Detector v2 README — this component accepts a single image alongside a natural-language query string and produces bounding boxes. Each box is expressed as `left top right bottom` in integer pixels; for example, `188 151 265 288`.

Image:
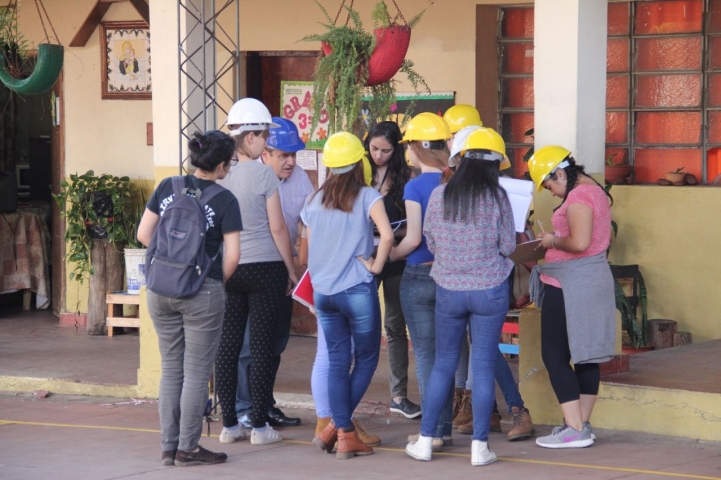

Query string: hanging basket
366 25 411 86
0 43 64 95
321 26 411 87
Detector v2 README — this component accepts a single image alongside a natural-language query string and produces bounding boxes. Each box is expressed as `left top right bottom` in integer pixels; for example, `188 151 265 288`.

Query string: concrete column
534 0 607 175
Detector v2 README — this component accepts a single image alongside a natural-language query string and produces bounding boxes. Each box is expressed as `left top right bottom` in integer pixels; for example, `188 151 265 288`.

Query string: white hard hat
448 125 481 167
226 98 280 136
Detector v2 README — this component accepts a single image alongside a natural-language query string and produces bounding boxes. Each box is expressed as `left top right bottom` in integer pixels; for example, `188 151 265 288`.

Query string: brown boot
458 420 473 435
312 419 337 453
336 427 374 459
490 411 503 433
452 390 472 428
452 387 464 419
315 416 332 438
353 418 381 446
507 407 534 442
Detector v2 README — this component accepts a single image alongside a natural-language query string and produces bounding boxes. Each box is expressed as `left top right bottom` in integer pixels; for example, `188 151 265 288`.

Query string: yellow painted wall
607 186 721 342
17 1 154 313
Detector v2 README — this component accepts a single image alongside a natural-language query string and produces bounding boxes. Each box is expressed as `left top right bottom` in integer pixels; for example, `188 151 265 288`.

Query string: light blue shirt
301 187 382 296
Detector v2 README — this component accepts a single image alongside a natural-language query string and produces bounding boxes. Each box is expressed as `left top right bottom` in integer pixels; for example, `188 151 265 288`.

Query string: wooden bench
106 291 140 336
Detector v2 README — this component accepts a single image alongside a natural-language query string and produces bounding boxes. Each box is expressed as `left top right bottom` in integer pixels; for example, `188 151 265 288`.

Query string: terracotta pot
605 165 632 184
664 172 686 185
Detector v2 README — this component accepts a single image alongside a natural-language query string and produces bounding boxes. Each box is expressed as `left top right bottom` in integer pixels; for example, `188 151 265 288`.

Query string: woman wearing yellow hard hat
388 112 455 454
302 131 394 459
527 146 615 449
444 105 512 171
406 127 515 466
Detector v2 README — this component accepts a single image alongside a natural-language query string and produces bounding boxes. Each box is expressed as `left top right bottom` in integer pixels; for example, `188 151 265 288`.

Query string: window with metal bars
498 0 721 184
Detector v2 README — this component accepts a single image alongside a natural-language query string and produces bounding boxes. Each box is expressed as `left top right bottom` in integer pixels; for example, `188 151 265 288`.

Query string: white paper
317 154 327 187
500 177 534 233
296 150 317 170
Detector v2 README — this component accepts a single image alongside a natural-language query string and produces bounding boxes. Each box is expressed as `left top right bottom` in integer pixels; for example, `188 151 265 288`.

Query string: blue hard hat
266 117 305 153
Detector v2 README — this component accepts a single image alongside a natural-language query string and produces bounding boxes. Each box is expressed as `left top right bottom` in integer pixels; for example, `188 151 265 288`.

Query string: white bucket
124 248 147 294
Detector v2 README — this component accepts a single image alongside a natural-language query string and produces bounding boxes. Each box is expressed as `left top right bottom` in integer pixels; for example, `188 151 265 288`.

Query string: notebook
292 269 314 308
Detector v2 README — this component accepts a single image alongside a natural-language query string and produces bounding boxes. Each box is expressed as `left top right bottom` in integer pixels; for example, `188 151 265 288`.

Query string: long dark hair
547 156 613 210
188 130 235 172
365 121 410 214
443 153 506 223
311 161 365 213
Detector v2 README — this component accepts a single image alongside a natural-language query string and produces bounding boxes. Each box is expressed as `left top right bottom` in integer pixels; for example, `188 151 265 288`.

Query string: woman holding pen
527 146 615 449
302 131 394 460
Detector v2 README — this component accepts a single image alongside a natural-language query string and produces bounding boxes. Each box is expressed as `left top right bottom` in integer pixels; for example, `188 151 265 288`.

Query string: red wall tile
636 112 701 144
634 148 702 183
502 7 534 38
501 42 534 74
606 112 629 143
635 1 702 35
635 37 702 71
635 74 702 108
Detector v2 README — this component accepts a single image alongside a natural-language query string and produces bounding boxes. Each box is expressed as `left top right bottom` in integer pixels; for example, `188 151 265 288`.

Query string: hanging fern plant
302 0 429 137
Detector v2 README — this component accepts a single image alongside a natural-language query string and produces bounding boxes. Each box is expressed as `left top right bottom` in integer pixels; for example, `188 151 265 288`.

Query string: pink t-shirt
540 184 612 288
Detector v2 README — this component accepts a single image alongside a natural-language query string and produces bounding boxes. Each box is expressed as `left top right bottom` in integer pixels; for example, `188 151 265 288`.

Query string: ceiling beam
69 0 149 48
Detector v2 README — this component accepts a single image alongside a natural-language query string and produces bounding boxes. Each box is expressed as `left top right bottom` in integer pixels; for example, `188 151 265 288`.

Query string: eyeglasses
230 157 238 166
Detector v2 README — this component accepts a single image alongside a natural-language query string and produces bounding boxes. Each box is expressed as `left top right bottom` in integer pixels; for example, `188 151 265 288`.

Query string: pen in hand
538 220 546 234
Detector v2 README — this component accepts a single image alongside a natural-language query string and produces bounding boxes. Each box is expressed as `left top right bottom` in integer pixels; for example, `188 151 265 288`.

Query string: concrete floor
0 392 720 480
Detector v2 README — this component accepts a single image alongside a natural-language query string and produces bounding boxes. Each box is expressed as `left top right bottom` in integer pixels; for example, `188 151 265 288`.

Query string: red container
366 26 411 86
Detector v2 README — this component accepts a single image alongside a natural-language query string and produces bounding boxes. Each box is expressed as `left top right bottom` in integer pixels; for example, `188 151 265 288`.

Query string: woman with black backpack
138 130 242 467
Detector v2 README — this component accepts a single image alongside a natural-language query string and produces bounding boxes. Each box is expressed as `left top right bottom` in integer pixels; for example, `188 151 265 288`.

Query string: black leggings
216 261 287 428
541 285 600 405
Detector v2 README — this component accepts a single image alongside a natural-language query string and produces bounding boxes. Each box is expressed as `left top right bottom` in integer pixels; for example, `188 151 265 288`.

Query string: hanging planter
302 0 429 136
0 0 64 95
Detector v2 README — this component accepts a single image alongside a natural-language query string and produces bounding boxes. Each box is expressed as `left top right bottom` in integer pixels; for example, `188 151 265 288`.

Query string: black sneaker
390 398 422 419
174 446 227 466
161 450 176 466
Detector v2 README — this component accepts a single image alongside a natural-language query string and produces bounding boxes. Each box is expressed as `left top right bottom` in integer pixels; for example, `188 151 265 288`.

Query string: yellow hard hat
322 132 366 168
399 112 452 144
528 145 572 192
443 104 483 134
362 155 372 186
459 128 512 170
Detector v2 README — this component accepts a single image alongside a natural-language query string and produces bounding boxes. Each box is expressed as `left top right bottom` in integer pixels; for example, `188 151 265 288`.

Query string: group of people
137 97 616 468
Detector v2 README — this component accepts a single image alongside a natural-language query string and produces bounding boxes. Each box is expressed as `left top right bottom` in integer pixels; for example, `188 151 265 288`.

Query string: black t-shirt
146 175 242 281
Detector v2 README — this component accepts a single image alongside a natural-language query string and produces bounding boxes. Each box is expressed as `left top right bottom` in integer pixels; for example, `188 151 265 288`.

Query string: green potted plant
302 0 428 136
53 170 133 284
605 152 632 185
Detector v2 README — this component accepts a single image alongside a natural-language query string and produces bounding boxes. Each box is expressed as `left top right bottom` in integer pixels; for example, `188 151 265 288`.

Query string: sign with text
281 81 329 150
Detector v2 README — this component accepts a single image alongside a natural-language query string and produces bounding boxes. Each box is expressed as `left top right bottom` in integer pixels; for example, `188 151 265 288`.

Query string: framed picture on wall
100 21 151 100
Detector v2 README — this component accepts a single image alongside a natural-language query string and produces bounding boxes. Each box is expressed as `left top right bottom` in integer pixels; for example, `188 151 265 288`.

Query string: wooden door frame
51 70 65 316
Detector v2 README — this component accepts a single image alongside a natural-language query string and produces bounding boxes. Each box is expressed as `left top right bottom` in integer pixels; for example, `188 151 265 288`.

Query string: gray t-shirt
218 160 282 264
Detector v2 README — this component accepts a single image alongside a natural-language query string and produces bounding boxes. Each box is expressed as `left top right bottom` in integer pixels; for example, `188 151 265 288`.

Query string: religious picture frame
100 21 151 100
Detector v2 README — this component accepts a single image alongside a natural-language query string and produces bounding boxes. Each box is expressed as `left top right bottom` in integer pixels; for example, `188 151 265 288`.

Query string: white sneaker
250 424 283 445
219 425 246 444
471 440 497 466
405 434 433 461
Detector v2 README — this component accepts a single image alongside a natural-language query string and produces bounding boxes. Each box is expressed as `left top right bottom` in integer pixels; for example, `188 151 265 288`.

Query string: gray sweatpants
147 279 226 453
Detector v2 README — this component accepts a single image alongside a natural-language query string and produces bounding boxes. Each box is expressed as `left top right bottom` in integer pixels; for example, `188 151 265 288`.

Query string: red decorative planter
320 25 411 87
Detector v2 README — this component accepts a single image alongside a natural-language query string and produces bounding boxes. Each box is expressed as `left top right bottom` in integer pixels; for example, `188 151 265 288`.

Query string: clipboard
291 270 314 308
508 239 547 264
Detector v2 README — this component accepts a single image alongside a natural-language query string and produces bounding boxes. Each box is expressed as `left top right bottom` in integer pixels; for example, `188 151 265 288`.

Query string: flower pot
320 25 411 87
366 26 411 86
665 172 686 185
605 164 632 184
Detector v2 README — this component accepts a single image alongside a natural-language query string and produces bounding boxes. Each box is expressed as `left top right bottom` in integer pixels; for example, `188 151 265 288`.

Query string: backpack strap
171 176 186 199
196 182 224 208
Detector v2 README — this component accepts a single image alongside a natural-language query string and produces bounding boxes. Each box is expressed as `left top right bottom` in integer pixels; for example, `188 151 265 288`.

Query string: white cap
226 98 280 136
448 125 481 167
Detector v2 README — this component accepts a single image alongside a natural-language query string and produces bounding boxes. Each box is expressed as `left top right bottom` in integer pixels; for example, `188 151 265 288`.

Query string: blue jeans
314 280 381 430
495 348 524 412
400 264 453 437
420 280 509 442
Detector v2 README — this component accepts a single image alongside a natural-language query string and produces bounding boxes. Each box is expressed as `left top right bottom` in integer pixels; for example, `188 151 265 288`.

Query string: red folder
292 270 314 308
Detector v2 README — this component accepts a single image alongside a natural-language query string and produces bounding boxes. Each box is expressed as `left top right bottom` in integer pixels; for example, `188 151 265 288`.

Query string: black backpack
145 176 223 298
